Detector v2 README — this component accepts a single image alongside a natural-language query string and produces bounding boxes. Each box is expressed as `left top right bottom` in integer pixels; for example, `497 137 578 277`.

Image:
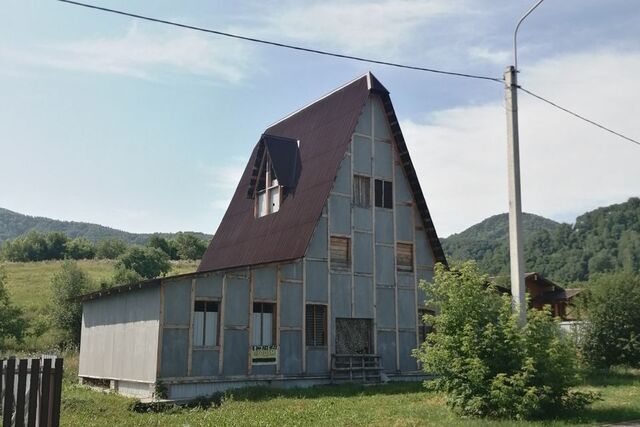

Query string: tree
45 232 69 260
96 238 127 259
581 272 640 368
147 235 179 260
115 247 170 280
174 233 208 260
0 267 28 347
50 261 91 345
1 231 49 262
65 237 96 260
414 262 594 419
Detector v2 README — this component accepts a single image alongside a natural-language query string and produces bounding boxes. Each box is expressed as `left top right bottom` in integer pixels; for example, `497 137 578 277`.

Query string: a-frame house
78 72 447 399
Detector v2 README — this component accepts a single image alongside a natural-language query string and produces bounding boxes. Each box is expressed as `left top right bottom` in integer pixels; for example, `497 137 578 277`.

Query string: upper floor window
353 175 371 208
330 236 351 269
256 159 280 217
396 242 414 271
193 301 219 347
418 308 435 343
375 179 393 209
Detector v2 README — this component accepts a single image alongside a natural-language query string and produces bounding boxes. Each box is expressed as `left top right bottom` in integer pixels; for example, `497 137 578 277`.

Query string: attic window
256 158 281 217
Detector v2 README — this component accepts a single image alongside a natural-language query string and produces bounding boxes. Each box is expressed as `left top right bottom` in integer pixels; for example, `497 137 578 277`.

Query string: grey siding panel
376 287 395 329
398 289 417 329
373 141 392 179
394 166 412 203
373 98 391 140
251 364 277 375
354 206 372 230
354 231 373 274
160 328 188 378
355 98 372 135
79 286 160 382
375 209 393 244
280 331 303 375
306 260 328 303
377 330 396 372
253 265 277 301
375 245 395 285
224 277 250 327
395 205 413 242
333 155 351 195
397 272 415 287
191 350 219 377
223 329 249 376
329 195 351 235
353 135 372 175
195 274 222 298
306 348 328 374
281 260 303 281
399 331 418 372
164 278 191 326
354 276 374 318
281 283 303 327
331 273 351 318
415 229 435 266
417 268 434 307
307 217 328 259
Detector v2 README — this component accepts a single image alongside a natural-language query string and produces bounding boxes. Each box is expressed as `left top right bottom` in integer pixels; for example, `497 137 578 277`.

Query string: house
77 73 447 399
496 272 582 320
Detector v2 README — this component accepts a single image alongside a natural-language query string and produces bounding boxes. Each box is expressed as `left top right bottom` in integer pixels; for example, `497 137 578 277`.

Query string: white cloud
205 159 246 213
404 50 640 237
1 23 254 83
254 0 467 56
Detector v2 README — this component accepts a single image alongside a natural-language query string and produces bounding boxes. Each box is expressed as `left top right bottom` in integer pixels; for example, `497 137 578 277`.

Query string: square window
396 242 413 271
330 236 350 268
374 179 393 209
353 175 371 208
193 301 219 347
305 304 327 346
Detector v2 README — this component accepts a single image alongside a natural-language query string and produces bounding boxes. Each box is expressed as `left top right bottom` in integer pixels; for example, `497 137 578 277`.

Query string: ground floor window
252 302 276 346
418 309 435 344
305 304 327 346
193 301 219 347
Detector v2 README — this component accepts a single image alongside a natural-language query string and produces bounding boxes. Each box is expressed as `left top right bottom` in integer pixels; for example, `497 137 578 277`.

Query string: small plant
153 381 168 400
414 261 597 419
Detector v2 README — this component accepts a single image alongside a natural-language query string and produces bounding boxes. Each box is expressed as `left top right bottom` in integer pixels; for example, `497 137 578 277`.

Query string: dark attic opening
247 134 301 217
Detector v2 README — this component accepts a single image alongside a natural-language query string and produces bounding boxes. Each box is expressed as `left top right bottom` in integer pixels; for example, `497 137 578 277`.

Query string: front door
335 318 373 354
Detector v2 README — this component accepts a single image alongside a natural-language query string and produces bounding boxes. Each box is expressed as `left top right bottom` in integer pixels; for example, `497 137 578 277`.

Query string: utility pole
507 0 545 326
504 65 526 326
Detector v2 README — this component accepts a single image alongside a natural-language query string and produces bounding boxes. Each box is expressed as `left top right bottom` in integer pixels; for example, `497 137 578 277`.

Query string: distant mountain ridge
441 198 640 283
0 207 212 245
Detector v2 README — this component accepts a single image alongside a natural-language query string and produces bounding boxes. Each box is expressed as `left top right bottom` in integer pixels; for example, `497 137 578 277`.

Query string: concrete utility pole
507 0 545 326
504 65 526 326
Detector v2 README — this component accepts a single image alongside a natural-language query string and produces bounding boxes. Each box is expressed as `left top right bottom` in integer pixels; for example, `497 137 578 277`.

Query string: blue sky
1 0 639 237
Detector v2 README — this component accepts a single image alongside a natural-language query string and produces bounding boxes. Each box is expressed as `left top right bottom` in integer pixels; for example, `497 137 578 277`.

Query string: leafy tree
50 261 91 345
65 237 96 260
0 267 28 347
174 233 208 260
96 238 127 259
1 231 49 261
112 266 143 285
581 272 640 368
147 235 179 260
115 247 170 280
414 262 595 419
45 232 69 260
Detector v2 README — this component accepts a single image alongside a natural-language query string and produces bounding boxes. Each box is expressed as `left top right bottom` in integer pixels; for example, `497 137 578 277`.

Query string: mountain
441 198 640 284
0 207 212 245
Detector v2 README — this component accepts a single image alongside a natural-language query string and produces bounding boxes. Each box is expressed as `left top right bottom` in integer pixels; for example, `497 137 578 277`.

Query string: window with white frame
252 302 276 346
256 158 280 217
193 301 219 347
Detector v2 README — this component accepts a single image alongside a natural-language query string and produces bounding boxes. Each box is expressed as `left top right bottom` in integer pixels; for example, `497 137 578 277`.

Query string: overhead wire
58 0 640 148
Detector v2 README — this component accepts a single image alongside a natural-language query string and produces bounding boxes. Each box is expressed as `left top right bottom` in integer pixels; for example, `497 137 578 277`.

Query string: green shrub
115 247 170 280
414 262 596 419
0 266 28 347
96 238 127 259
65 237 96 260
50 261 92 345
581 272 640 368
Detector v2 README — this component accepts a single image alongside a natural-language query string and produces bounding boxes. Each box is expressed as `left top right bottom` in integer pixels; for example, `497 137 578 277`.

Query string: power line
518 86 640 147
57 0 503 84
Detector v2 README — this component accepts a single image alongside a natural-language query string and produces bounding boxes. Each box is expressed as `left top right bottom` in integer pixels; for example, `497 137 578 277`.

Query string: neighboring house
77 73 447 399
496 272 582 320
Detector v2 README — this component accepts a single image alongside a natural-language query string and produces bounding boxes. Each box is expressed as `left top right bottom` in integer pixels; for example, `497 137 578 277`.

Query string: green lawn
2 259 198 350
59 363 640 427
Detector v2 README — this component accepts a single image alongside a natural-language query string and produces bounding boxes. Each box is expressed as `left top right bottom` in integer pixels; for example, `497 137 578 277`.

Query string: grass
57 357 640 427
1 259 198 350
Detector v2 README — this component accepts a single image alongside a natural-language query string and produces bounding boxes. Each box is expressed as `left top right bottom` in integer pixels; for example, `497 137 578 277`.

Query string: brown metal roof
198 73 447 272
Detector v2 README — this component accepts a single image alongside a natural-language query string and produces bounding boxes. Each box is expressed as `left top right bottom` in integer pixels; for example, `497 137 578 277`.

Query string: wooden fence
1 357 63 427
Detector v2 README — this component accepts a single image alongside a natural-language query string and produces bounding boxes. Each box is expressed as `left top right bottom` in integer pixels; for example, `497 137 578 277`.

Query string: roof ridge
266 73 370 130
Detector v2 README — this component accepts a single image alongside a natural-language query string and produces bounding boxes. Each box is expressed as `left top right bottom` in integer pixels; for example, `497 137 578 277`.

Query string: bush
50 261 91 345
65 237 96 260
147 236 179 260
173 233 208 260
581 272 640 368
414 262 595 419
0 266 29 347
115 247 170 280
96 238 127 259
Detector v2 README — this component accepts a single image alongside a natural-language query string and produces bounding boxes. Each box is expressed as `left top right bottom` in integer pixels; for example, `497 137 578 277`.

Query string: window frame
374 179 393 209
418 308 435 344
192 300 220 349
252 302 277 347
353 175 371 208
305 304 327 347
255 157 281 218
396 242 414 272
330 235 351 270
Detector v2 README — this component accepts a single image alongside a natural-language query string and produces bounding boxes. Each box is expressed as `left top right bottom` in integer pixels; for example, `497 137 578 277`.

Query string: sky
1 0 639 238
